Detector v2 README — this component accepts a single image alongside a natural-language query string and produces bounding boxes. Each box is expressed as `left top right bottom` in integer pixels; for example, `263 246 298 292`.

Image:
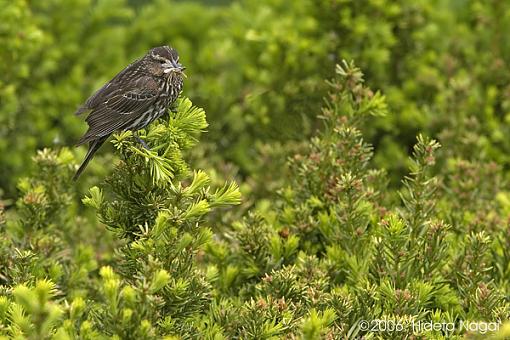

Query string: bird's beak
175 63 187 78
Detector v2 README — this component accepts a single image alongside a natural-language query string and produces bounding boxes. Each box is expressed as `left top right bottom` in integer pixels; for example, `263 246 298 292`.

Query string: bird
73 45 186 180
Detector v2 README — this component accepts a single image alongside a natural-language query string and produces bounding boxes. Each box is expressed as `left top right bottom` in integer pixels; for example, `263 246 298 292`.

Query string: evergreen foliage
1 61 509 338
0 98 242 338
201 61 510 338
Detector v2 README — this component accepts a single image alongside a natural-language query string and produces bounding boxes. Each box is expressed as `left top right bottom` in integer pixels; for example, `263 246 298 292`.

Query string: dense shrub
0 98 242 338
2 63 509 338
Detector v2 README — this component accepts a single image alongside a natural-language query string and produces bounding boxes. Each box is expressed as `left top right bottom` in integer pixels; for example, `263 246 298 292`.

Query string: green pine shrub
0 98 241 338
1 62 509 338
204 62 510 338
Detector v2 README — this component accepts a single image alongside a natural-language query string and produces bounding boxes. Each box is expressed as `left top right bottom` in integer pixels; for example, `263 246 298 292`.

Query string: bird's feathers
76 76 160 145
74 59 144 115
72 136 108 181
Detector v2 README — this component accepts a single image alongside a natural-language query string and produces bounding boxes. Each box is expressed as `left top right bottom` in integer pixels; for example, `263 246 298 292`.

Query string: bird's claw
133 134 150 150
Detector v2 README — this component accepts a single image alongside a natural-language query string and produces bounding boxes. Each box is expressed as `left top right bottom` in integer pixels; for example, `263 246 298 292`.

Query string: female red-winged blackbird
73 45 185 180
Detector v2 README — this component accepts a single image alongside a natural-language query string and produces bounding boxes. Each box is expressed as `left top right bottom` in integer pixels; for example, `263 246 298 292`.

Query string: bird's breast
159 75 183 101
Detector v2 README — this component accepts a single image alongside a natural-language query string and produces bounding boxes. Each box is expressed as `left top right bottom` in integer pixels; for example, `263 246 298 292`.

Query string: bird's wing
75 59 144 115
76 76 159 145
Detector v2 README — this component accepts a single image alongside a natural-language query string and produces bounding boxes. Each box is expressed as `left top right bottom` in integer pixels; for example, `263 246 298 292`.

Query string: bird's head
147 46 186 78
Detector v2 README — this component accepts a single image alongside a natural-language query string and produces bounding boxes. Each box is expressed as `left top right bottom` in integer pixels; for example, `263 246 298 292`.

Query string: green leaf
183 200 211 219
183 170 211 196
149 270 171 293
210 181 242 207
82 186 103 209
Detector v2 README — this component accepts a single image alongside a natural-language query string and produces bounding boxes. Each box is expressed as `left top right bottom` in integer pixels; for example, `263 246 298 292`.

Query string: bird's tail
73 136 107 181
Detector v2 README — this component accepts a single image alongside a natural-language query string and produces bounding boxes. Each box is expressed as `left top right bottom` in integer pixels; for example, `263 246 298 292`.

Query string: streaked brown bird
73 45 185 180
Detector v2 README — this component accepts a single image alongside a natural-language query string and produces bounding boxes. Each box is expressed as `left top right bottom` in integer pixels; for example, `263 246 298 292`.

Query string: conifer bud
150 269 171 293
